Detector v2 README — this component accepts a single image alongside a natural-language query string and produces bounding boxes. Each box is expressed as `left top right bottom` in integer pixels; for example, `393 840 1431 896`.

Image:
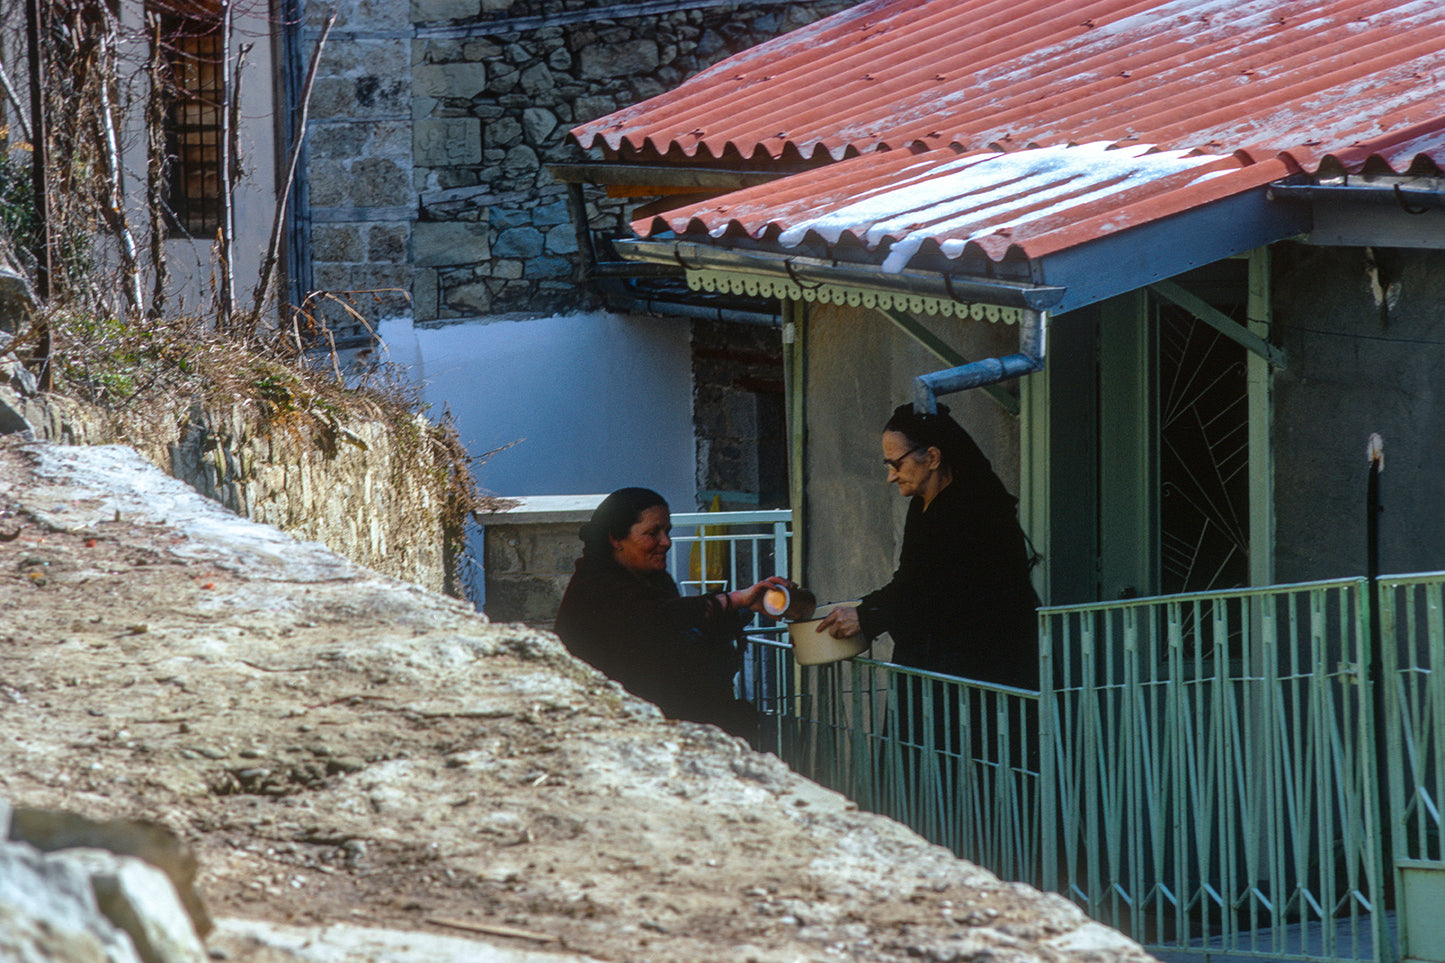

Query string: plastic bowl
787 601 867 666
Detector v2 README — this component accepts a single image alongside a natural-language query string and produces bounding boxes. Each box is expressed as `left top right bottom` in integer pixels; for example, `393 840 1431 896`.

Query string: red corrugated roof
638 143 1296 267
573 0 1445 173
570 0 1445 279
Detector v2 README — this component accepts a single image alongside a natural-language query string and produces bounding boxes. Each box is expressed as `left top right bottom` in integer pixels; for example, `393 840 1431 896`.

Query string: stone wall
478 493 604 626
303 0 860 333
0 374 456 597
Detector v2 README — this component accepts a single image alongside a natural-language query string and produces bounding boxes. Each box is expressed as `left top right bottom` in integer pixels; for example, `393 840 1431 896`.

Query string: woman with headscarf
816 403 1040 687
554 487 788 742
814 404 1040 785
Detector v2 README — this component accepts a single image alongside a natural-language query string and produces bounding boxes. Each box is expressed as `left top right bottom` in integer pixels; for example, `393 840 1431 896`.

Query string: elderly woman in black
816 403 1040 689
814 404 1040 786
554 487 788 742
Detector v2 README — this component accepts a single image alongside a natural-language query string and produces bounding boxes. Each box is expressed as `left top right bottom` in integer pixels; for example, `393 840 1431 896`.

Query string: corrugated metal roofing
570 0 1445 282
573 0 1445 173
636 142 1293 269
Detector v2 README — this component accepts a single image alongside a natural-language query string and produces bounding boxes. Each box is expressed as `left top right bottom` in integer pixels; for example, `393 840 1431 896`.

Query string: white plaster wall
114 1 280 318
379 311 697 510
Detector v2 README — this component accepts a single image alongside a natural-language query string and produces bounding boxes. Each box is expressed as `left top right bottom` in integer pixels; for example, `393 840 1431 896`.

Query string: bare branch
0 58 31 144
250 11 336 327
92 4 145 317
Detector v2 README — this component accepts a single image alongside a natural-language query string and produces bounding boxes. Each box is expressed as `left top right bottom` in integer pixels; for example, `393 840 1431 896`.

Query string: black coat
554 555 754 736
856 481 1040 689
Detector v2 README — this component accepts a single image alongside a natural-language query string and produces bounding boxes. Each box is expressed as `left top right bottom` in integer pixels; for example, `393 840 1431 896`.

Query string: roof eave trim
610 238 1067 311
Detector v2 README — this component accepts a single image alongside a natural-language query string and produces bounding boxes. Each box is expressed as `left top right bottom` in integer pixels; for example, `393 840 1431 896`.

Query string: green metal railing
1041 580 1390 962
739 576 1427 963
741 635 1042 885
1380 571 1445 867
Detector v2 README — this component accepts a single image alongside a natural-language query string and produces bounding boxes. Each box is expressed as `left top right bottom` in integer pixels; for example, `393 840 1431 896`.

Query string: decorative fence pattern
1040 580 1390 962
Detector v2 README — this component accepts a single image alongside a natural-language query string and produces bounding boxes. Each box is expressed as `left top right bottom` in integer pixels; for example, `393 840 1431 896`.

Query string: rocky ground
0 439 1152 963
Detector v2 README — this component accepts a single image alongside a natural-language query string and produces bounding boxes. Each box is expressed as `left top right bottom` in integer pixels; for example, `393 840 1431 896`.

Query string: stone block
443 280 492 315
547 46 572 71
462 38 503 61
414 222 490 267
580 39 659 80
545 225 578 256
482 573 568 625
491 259 523 280
486 63 519 94
493 226 544 259
573 95 617 124
521 107 558 145
414 118 481 167
413 63 487 100
350 157 412 206
0 841 143 963
308 124 369 160
501 144 540 177
355 75 410 114
308 77 356 119
519 63 554 98
413 269 438 320
484 116 523 148
368 224 409 263
525 255 571 279
411 0 481 22
311 224 364 263
531 198 570 227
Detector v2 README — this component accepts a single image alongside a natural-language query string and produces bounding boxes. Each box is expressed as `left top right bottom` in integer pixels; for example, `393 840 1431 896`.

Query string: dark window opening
153 1 223 237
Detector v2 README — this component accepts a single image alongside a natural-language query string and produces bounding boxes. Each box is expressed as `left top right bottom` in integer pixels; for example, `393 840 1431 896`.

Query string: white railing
666 508 792 631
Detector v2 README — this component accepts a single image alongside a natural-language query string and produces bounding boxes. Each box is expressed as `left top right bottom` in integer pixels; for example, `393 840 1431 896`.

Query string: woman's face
611 504 672 573
882 430 937 499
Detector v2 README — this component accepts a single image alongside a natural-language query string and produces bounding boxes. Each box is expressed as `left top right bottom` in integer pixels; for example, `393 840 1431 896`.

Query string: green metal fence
1041 580 1390 962
1380 571 1445 868
673 513 1445 962
740 574 1437 963
742 634 1043 889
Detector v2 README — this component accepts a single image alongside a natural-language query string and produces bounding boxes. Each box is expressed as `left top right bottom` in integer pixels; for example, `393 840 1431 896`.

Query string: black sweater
554 555 752 731
856 481 1039 689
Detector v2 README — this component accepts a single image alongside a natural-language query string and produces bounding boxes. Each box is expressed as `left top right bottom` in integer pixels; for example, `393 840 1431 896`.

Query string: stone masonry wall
0 377 454 596
302 0 860 332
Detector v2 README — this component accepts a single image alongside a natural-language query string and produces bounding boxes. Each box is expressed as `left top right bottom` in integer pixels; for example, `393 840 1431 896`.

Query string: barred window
153 0 223 237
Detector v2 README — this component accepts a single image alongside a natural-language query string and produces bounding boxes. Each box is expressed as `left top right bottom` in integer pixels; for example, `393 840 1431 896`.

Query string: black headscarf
579 487 668 560
883 403 1016 511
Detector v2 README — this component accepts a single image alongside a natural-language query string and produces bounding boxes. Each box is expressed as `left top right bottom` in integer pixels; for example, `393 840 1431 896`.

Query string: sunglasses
883 445 925 471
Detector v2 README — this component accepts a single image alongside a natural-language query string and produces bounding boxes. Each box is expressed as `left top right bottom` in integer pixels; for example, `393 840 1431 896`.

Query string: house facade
292 0 860 510
564 0 1445 614
2 1 858 516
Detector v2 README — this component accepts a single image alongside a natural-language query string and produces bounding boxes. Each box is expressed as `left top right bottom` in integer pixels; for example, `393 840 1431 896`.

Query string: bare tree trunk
250 11 335 327
215 0 235 326
24 0 50 389
93 4 145 317
144 13 168 318
0 58 31 145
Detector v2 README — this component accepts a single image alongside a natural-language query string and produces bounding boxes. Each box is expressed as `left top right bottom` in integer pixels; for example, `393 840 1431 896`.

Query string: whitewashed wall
380 310 696 509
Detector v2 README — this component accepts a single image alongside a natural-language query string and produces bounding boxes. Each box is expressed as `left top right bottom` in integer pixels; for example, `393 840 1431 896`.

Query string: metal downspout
912 309 1048 413
782 299 806 582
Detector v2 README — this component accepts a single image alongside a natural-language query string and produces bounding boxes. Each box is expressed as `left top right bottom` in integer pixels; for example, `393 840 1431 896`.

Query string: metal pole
1366 432 1397 963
